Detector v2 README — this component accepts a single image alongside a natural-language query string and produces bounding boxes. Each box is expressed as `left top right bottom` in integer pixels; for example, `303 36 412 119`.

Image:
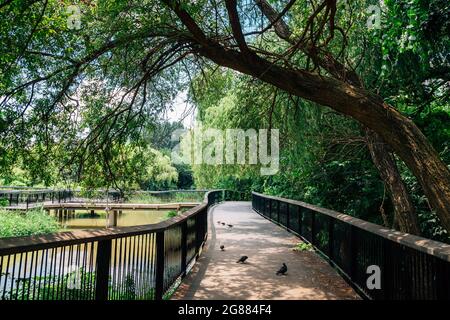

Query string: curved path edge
172 201 360 300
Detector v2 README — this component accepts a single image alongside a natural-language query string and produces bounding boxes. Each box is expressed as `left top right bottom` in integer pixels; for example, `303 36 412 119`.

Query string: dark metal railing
224 190 251 201
0 188 250 209
252 192 450 300
0 190 226 300
127 190 207 204
0 190 74 209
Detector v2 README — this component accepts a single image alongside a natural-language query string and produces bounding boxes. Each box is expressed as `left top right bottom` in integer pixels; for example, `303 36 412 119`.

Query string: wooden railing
252 192 450 300
0 189 74 209
0 190 230 300
0 189 215 208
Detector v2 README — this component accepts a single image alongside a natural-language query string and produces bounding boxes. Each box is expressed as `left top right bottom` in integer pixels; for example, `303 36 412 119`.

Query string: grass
293 242 313 252
0 198 8 207
166 210 179 218
2 269 155 300
0 208 60 238
127 192 205 204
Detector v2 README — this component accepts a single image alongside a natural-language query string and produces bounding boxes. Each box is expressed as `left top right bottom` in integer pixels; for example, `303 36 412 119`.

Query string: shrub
0 208 60 238
293 242 313 252
0 198 8 207
166 210 178 218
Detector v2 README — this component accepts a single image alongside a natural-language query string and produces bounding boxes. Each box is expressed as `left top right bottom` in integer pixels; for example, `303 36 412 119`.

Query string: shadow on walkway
172 202 360 300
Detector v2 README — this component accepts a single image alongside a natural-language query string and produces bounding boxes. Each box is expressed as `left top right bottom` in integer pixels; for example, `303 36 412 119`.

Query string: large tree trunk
165 1 450 233
201 49 450 232
366 129 421 234
253 0 421 235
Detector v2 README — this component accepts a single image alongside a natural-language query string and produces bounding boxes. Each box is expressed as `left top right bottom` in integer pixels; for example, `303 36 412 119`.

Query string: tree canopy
0 0 449 236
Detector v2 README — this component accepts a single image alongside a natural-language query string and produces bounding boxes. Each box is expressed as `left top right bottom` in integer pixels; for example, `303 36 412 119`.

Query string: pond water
0 209 179 299
58 210 171 230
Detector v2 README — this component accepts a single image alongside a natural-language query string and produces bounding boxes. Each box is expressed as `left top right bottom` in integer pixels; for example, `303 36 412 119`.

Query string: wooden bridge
0 189 206 211
0 190 449 300
43 202 199 211
2 201 199 212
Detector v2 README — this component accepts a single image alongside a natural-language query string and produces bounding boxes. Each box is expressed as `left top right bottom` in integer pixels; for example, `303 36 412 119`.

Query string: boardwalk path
173 202 360 300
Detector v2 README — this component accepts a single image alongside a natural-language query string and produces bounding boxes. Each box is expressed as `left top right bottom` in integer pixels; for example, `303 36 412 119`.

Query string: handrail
0 189 210 209
0 189 207 195
0 190 219 255
252 192 450 300
0 203 207 256
0 189 230 300
132 190 208 194
253 192 450 262
0 190 53 194
0 189 74 208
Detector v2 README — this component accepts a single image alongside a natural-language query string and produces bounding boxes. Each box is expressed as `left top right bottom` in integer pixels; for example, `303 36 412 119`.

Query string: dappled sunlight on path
172 202 360 300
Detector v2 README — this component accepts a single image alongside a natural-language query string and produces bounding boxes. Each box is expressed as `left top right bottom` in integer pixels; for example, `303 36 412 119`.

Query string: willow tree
0 0 449 233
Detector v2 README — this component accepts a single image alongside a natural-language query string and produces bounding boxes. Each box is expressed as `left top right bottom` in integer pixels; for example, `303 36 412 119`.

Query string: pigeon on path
220 245 225 251
236 256 248 263
227 224 233 228
276 263 288 275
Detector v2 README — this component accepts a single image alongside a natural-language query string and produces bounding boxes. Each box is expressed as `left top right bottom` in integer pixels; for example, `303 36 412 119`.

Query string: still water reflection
58 210 170 230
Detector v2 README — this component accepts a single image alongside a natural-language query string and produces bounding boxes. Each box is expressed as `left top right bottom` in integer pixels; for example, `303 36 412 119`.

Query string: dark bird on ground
276 263 288 275
220 245 225 251
236 256 248 263
227 224 233 228
217 221 221 224
221 222 226 225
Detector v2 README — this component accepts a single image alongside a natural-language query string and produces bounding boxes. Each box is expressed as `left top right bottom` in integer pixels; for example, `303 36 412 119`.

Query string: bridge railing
0 189 211 208
126 190 207 204
0 190 227 300
252 192 450 300
0 189 74 208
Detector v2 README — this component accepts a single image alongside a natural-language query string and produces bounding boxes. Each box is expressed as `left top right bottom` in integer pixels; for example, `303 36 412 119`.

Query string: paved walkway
173 202 360 300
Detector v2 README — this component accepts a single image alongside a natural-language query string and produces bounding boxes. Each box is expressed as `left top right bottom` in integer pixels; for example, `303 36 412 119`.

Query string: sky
165 89 197 128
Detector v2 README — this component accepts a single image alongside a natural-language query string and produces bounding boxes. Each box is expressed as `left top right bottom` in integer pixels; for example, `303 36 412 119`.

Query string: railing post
95 239 112 300
258 196 261 213
155 231 165 300
328 217 334 259
265 197 269 217
195 212 203 253
268 199 272 220
181 221 187 277
311 211 316 245
203 208 208 243
382 239 390 300
277 200 280 223
286 203 290 230
298 206 302 235
350 226 357 281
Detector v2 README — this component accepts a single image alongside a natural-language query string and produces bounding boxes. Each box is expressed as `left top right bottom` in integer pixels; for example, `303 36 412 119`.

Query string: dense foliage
0 208 60 237
0 0 448 239
187 0 450 242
